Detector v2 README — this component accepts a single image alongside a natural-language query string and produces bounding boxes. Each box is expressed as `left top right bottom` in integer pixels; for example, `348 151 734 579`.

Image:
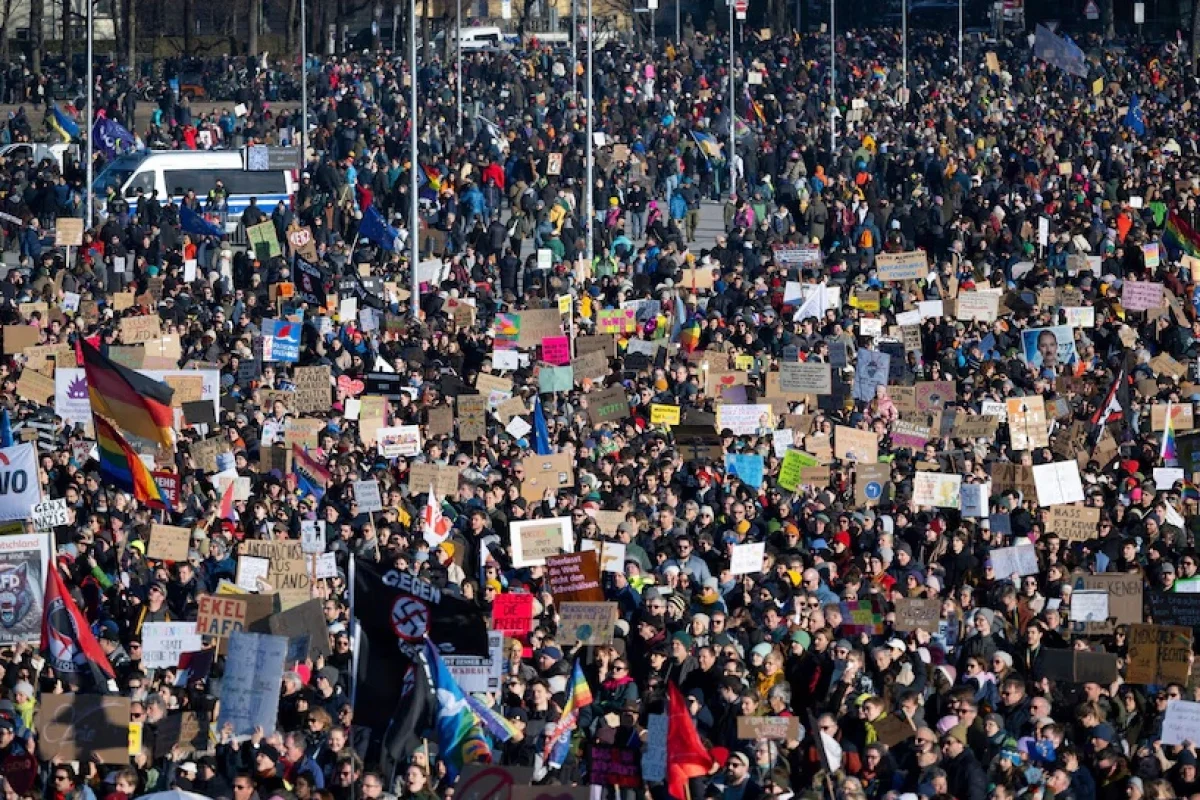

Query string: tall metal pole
301 0 308 166
584 0 593 265
85 0 93 229
728 0 734 199
902 0 907 94
456 0 462 138
676 0 680 41
409 0 420 319
829 0 835 153
958 0 963 73
572 0 577 102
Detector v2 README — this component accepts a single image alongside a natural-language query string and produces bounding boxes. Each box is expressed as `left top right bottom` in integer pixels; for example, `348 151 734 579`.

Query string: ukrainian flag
690 131 723 160
49 104 79 143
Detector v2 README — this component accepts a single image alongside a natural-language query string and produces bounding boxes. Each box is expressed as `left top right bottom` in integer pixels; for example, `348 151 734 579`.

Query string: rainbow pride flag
1181 480 1200 502
543 660 593 767
94 414 172 512
1164 212 1200 258
1162 403 1178 464
677 318 702 352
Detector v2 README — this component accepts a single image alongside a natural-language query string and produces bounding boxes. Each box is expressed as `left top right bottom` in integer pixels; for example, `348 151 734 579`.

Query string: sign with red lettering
491 593 535 637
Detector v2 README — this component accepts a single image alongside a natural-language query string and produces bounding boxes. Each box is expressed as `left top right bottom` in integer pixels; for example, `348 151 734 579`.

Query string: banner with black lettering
0 444 40 520
351 559 489 775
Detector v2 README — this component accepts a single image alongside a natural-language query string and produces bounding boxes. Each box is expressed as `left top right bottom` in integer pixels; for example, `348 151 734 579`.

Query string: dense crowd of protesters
0 14 1194 800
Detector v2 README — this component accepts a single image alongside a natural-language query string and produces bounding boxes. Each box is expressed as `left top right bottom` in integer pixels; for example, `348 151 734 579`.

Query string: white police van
92 150 296 232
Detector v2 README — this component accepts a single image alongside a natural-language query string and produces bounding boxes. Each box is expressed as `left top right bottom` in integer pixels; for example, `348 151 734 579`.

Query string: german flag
80 339 174 448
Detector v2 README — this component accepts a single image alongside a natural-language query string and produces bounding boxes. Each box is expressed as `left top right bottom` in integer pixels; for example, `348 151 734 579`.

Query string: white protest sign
960 483 989 519
0 445 41 521
217 631 287 736
315 552 338 579
236 556 271 592
31 498 69 530
1161 700 1200 746
730 542 766 576
140 621 204 669
990 544 1040 577
1069 590 1110 623
353 480 383 513
300 520 325 554
1032 461 1085 506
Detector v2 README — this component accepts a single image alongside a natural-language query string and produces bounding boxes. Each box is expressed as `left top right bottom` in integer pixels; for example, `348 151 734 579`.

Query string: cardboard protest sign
1126 624 1193 685
736 716 802 741
510 518 574 568
516 309 563 347
1152 404 1194 432
1073 572 1142 633
1032 461 1085 506
267 598 333 661
779 362 832 394
518 453 575 503
1047 505 1100 541
38 694 131 763
835 426 879 463
545 551 604 602
148 524 191 562
875 251 929 281
1007 396 1049 450
894 597 941 632
241 540 311 610
408 462 460 499
730 542 766 576
457 395 487 440
195 594 248 638
587 385 630 425
558 601 619 645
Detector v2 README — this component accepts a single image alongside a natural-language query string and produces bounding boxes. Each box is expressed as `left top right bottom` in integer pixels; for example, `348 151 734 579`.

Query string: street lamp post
584 0 593 265
456 0 462 138
409 0 419 319
85 0 93 228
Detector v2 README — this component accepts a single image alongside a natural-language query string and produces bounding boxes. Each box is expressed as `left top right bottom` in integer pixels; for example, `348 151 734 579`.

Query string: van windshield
92 164 137 195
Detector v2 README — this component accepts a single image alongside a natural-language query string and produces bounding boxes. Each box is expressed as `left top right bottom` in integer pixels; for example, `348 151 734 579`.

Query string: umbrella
139 790 213 800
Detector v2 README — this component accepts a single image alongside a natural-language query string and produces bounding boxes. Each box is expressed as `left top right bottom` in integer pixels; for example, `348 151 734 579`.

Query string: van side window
124 171 155 198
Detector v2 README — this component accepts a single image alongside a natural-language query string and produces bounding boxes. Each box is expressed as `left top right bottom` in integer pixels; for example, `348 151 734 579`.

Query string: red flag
667 682 716 800
217 479 237 520
41 561 115 690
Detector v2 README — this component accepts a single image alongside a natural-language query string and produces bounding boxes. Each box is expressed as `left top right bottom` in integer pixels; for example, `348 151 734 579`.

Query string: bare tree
124 0 135 73
286 0 297 53
30 0 43 73
63 0 74 80
0 0 13 63
1192 0 1200 75
184 0 195 55
249 0 260 55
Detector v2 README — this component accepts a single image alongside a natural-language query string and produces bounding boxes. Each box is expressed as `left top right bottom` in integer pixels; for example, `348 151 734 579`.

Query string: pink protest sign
541 336 570 366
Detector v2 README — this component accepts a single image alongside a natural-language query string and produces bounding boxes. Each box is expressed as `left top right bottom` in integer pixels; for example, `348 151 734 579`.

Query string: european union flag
358 205 400 252
179 205 225 238
1125 94 1146 137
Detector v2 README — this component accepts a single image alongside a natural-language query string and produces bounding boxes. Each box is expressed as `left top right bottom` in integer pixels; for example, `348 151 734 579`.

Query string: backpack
858 228 874 249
